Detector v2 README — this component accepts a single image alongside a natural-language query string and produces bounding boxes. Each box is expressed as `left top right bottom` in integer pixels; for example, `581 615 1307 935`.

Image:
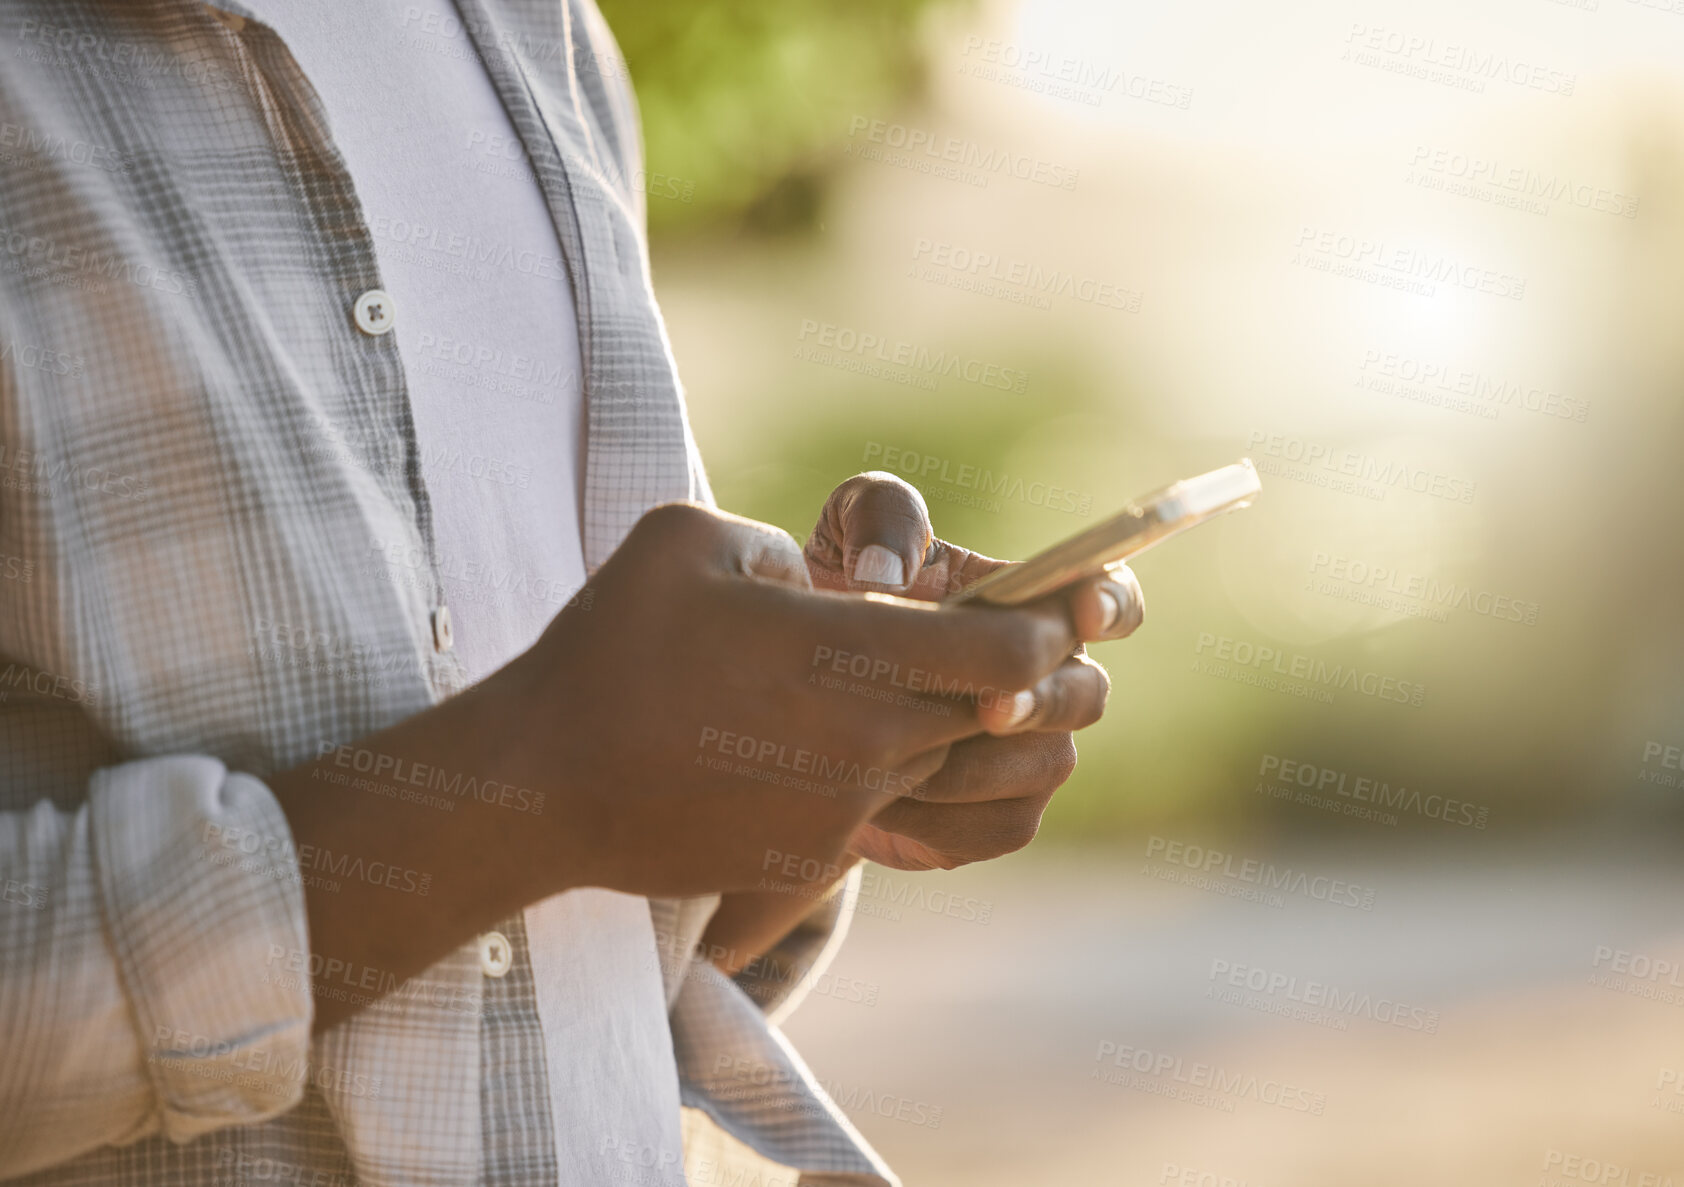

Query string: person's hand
523 501 1085 895
803 472 1144 870
273 498 1083 1027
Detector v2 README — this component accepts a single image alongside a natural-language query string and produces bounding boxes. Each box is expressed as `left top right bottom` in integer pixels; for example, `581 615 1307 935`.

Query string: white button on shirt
238 2 687 1183
478 931 513 978
352 288 395 335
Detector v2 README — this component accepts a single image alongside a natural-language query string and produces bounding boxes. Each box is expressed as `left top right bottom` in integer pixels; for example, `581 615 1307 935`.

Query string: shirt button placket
352 288 396 336
479 931 513 978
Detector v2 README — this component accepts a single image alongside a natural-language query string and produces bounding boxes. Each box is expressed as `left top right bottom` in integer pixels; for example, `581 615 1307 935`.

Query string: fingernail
1096 588 1121 633
1124 580 1144 628
1002 689 1037 729
854 544 906 588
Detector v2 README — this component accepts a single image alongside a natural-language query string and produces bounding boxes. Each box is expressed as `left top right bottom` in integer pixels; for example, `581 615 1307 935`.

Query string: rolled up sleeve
0 755 314 1177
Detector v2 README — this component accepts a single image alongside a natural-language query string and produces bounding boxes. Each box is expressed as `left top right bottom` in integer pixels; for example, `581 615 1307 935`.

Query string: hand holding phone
945 459 1260 606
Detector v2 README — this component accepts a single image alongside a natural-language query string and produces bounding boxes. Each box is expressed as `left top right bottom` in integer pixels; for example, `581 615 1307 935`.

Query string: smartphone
944 459 1261 606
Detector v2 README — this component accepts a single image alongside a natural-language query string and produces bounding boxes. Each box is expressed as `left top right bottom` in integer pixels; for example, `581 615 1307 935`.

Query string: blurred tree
597 0 962 235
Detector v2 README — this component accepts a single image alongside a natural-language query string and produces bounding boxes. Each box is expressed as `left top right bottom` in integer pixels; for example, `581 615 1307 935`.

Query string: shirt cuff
90 755 314 1142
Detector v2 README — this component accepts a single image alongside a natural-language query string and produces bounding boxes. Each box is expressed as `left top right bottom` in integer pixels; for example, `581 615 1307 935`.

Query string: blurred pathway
786 838 1684 1186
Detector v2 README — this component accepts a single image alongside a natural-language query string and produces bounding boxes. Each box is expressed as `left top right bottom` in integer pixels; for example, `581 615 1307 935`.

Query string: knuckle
1079 660 1111 726
1045 733 1078 785
994 801 1047 856
853 470 922 501
633 500 712 545
749 523 804 566
1036 674 1068 729
994 627 1046 690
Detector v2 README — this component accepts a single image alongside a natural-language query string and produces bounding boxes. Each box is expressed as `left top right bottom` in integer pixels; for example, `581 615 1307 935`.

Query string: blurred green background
596 2 1684 1183
601 0 1684 842
599 0 957 234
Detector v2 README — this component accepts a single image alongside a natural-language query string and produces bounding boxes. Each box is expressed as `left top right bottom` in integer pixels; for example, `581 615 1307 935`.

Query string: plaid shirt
0 2 894 1183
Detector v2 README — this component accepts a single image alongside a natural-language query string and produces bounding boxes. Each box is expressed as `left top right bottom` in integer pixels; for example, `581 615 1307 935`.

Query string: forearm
268 651 580 1030
702 856 862 976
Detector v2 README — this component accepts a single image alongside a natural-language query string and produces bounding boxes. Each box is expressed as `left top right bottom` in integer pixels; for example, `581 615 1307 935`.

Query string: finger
805 472 935 594
642 502 814 590
855 741 951 816
1067 566 1145 642
803 646 990 746
905 730 1080 805
904 539 1008 603
864 788 1055 865
817 589 1080 715
974 651 1110 736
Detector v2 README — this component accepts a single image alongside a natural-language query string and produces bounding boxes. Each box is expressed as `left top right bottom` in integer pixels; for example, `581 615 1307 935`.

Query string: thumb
805 471 934 593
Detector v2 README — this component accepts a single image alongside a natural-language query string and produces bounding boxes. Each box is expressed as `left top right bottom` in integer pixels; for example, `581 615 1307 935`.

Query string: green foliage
597 0 958 233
